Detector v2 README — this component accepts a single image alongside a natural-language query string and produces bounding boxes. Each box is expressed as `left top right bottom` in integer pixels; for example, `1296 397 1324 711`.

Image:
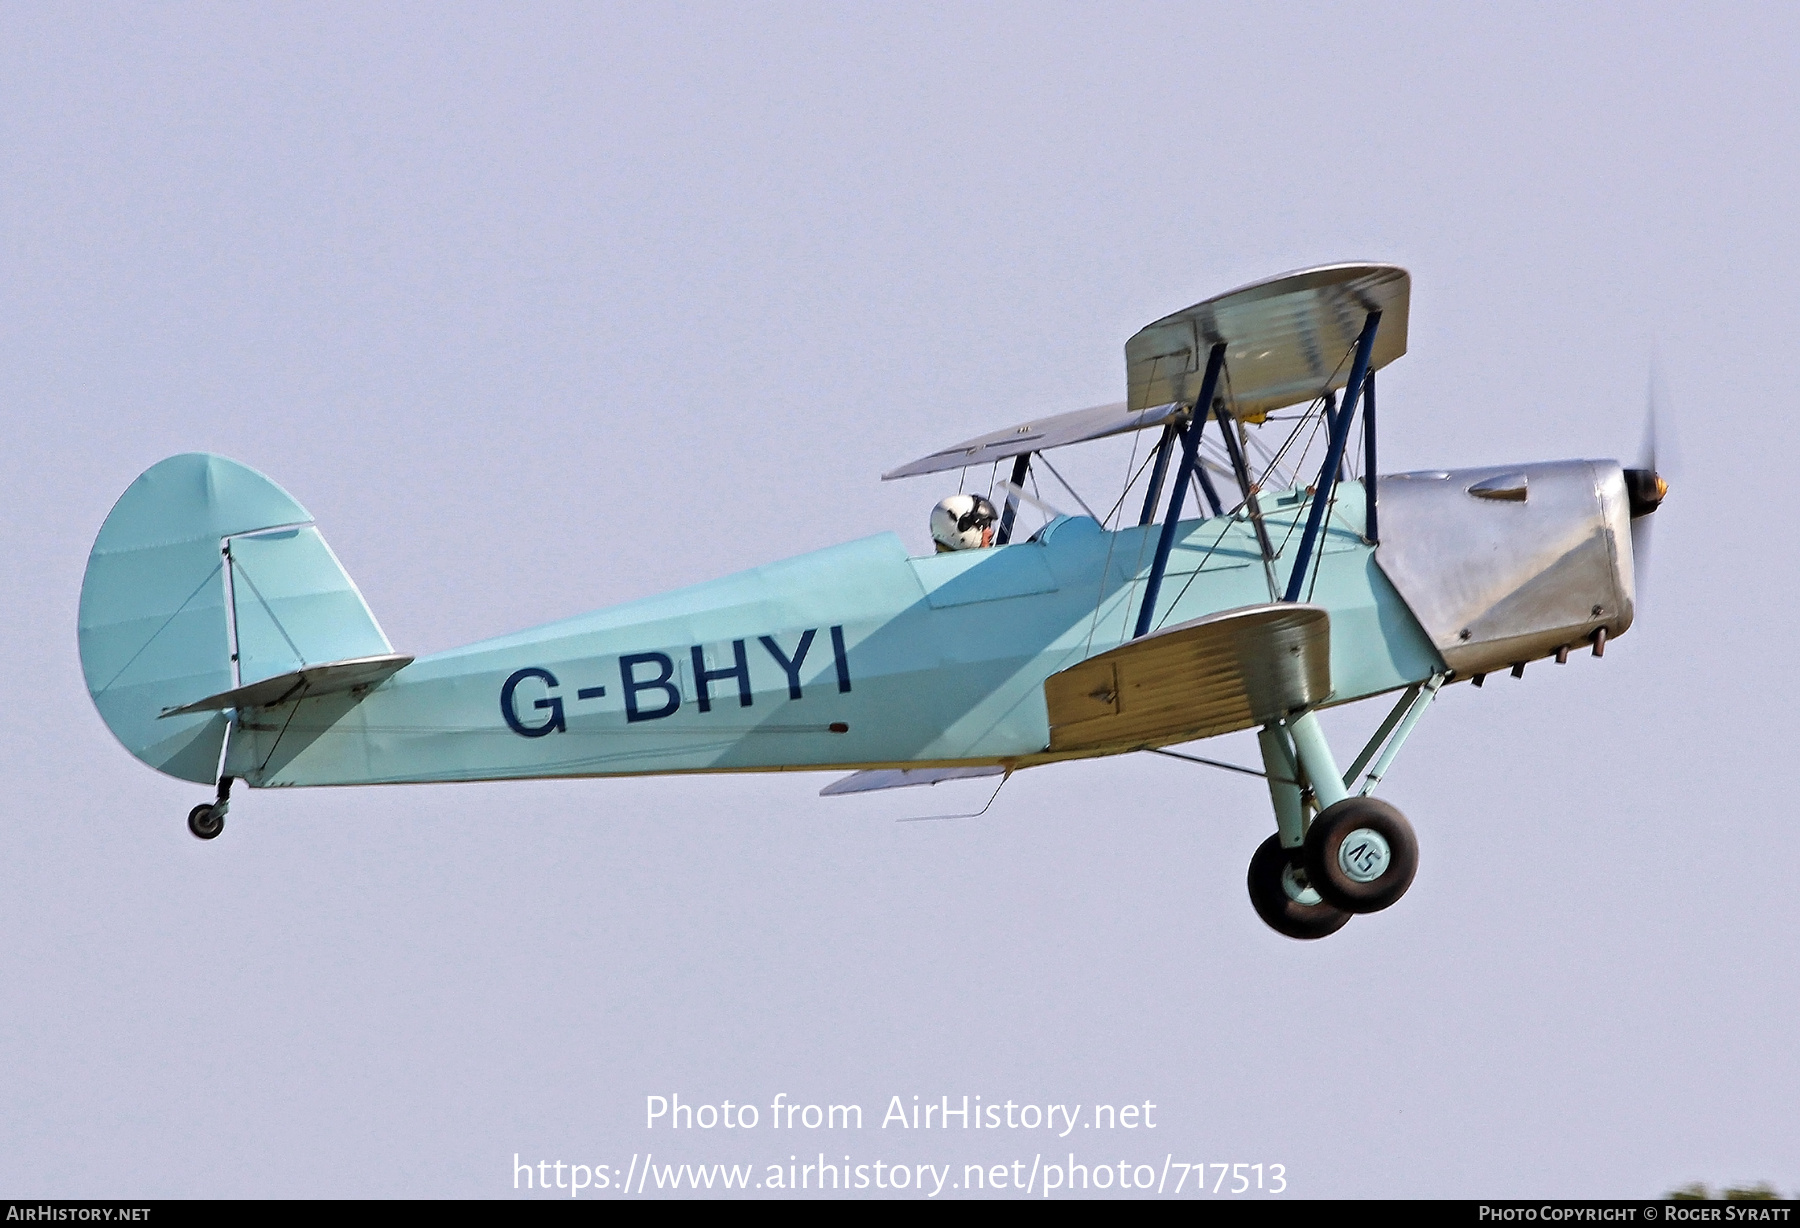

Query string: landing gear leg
1246 722 1349 939
1257 724 1306 854
1245 707 1426 934
1284 709 1349 810
187 776 233 841
1287 709 1419 914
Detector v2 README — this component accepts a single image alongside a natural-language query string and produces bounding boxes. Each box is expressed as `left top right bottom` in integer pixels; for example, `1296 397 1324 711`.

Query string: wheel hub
1337 828 1392 882
1280 863 1324 906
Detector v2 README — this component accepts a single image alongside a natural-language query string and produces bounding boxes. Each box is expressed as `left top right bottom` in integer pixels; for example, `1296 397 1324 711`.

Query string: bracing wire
1071 336 1373 648
1235 339 1355 497
1304 477 1342 604
1084 399 1166 656
1144 746 1274 781
1034 453 1099 521
1102 444 1162 528
1150 513 1253 632
1142 340 1361 625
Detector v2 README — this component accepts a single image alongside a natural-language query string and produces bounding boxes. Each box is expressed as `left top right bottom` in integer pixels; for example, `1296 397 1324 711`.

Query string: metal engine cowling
1372 460 1635 676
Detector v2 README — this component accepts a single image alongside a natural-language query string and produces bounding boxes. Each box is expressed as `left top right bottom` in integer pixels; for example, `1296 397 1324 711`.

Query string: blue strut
1362 370 1378 543
1134 342 1227 640
1137 425 1177 526
1282 311 1381 603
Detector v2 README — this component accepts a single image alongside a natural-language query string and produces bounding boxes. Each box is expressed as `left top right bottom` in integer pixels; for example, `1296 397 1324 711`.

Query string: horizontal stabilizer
1045 603 1331 754
820 765 1006 796
160 654 413 717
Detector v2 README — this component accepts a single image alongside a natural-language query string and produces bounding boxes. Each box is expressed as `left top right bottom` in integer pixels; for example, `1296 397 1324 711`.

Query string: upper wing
883 263 1409 483
1126 263 1410 419
882 400 1184 481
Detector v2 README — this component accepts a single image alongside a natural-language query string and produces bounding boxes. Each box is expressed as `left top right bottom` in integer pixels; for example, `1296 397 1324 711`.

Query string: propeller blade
1642 358 1682 479
1631 512 1654 604
1627 360 1675 609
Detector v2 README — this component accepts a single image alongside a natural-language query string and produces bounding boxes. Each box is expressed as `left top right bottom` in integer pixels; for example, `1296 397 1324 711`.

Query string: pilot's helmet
931 494 999 552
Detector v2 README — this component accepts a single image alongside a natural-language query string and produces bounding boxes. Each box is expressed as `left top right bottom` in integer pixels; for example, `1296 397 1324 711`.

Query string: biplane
78 264 1666 938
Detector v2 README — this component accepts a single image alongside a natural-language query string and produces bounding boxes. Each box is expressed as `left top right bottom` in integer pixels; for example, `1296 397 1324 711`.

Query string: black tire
187 803 224 841
1304 796 1417 914
1247 834 1351 940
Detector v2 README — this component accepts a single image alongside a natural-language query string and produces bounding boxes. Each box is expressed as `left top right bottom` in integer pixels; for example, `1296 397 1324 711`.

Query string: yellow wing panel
1045 604 1331 753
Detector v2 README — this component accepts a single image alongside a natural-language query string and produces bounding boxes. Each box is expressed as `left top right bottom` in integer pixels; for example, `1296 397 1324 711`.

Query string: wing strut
1213 398 1278 596
1322 391 1345 480
1192 441 1225 518
1137 424 1178 526
1362 370 1379 543
995 453 1031 544
1133 342 1227 639
1282 310 1381 603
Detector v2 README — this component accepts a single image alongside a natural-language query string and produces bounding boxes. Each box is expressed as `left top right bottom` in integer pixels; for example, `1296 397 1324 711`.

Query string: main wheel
1303 796 1417 913
1247 834 1350 940
187 803 224 840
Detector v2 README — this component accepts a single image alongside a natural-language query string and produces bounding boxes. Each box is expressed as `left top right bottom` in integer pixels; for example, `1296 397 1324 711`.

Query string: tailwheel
187 803 224 841
1304 796 1417 913
1247 834 1350 940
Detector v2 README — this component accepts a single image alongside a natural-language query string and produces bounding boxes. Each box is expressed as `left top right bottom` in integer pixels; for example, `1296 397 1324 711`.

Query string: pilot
931 494 1000 553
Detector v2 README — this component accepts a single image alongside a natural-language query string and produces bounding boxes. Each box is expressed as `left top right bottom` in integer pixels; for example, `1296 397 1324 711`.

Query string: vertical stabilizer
79 454 392 784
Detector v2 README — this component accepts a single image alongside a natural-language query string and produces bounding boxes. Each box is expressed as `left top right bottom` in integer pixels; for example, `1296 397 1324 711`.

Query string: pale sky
3 3 1795 1198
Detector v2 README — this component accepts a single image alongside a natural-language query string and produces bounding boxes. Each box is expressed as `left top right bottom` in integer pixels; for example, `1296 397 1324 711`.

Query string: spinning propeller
1623 365 1675 604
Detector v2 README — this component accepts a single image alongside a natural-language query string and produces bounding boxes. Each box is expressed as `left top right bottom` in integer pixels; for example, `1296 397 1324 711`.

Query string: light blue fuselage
226 484 1443 788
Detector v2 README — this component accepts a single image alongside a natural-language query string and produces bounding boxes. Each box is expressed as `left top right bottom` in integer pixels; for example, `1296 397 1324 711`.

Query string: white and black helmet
931 494 999 552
